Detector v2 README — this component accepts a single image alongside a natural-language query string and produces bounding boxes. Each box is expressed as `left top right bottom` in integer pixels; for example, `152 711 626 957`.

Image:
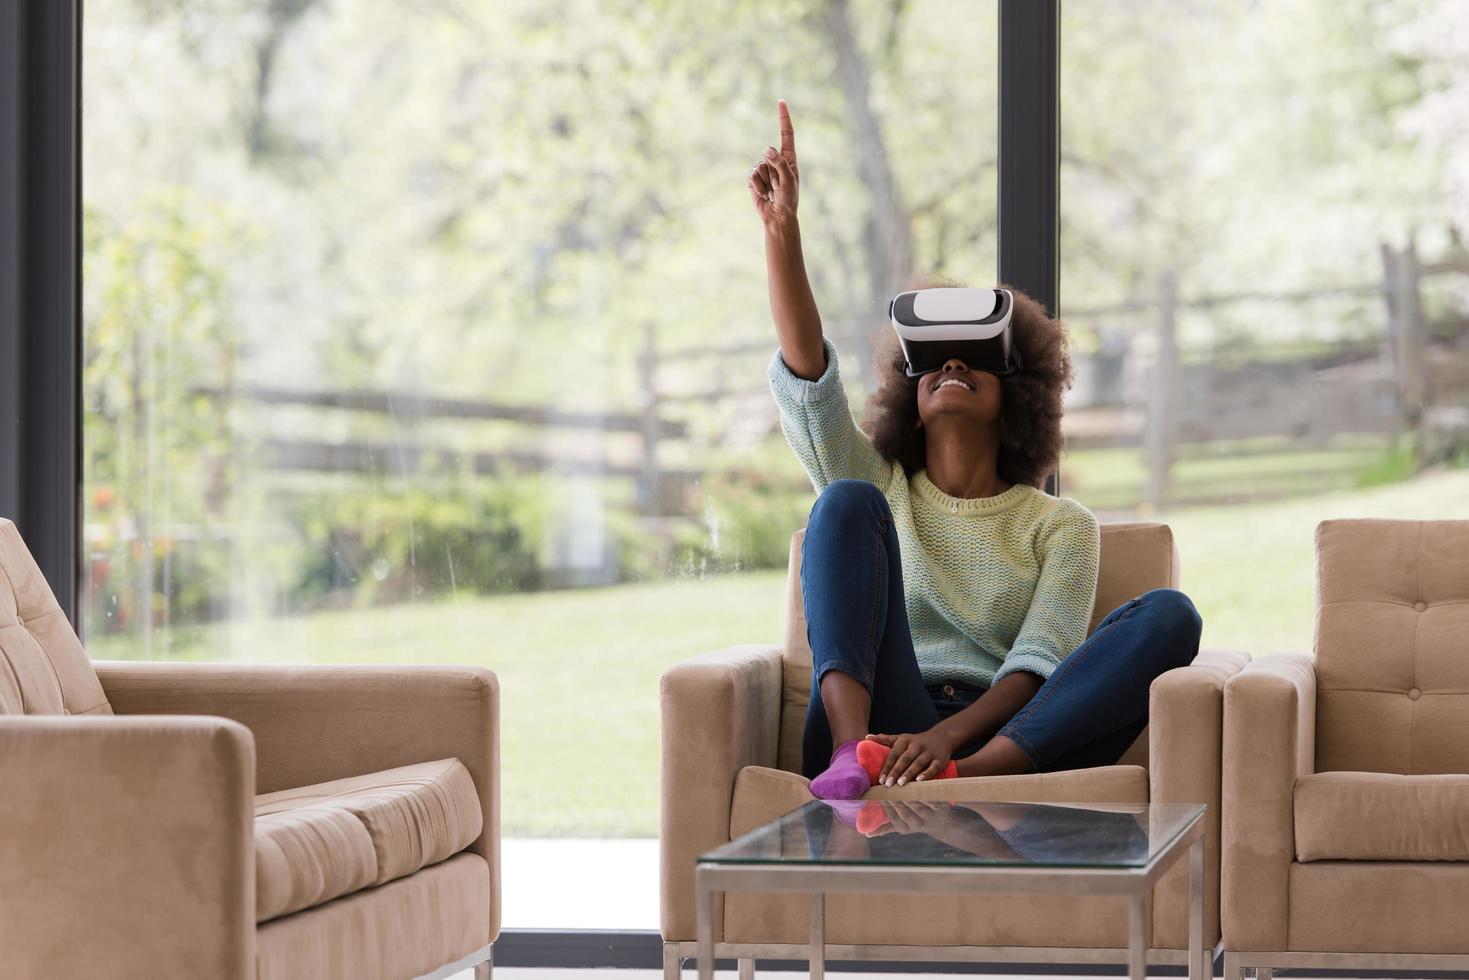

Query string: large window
81 0 999 929
1059 0 1469 656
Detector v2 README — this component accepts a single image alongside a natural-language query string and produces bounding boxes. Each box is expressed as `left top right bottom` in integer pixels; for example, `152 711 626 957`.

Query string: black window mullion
0 0 81 625
997 0 1061 496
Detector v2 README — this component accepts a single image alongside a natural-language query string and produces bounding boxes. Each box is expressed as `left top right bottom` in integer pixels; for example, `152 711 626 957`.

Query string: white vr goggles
888 287 1021 378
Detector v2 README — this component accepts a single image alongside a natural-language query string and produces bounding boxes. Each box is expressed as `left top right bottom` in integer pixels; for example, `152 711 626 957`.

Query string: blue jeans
800 479 1203 779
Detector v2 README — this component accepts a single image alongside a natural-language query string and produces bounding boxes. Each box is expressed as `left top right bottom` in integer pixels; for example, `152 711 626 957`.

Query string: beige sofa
1221 519 1469 978
661 522 1248 975
0 518 499 980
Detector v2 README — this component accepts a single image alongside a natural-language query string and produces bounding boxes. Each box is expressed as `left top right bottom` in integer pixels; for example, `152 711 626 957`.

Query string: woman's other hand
866 728 958 786
748 99 799 228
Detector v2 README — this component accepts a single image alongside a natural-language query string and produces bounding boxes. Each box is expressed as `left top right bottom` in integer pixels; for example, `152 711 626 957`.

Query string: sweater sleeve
767 336 891 491
993 499 1101 685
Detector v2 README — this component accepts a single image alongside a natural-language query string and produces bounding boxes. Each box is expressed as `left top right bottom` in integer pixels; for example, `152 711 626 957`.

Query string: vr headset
888 287 1021 378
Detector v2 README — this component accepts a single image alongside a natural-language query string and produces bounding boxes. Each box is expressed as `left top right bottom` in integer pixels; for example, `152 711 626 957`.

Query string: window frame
0 0 81 621
2 0 1058 967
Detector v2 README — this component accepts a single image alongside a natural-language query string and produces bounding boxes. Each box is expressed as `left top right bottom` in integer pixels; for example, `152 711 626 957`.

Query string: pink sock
826 800 891 834
856 739 959 783
809 739 873 800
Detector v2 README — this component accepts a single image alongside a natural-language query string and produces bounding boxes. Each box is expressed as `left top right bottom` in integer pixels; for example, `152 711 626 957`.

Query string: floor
482 844 1192 979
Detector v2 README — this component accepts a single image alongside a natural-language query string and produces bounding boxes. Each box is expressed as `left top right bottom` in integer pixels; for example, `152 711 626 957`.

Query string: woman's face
915 357 1003 429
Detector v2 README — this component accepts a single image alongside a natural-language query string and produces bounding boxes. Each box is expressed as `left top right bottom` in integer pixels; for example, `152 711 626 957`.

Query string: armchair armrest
1221 651 1316 951
94 661 501 938
0 715 254 979
1147 647 1250 947
660 643 783 942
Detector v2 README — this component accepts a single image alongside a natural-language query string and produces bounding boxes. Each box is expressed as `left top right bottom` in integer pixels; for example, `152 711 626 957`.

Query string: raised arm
749 99 824 380
753 100 893 491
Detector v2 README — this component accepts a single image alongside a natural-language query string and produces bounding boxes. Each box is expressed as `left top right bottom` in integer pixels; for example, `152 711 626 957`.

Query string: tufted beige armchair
0 518 500 980
1222 519 1469 979
661 521 1248 976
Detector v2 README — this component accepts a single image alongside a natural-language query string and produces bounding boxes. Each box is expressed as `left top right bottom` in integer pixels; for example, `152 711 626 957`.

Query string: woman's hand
866 727 959 786
747 99 799 228
752 98 823 379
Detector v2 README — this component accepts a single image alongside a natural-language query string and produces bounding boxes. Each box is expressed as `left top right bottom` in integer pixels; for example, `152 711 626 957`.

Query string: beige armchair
1222 519 1469 979
0 518 500 980
661 522 1247 976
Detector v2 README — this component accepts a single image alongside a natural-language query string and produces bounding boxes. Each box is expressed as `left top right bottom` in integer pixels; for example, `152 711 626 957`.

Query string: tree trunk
1144 271 1179 510
1379 239 1427 430
248 0 317 160
824 0 914 387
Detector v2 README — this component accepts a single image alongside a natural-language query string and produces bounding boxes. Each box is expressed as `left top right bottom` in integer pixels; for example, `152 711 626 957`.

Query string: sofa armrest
660 644 783 942
0 715 255 979
1221 651 1316 951
94 661 500 938
1147 647 1249 947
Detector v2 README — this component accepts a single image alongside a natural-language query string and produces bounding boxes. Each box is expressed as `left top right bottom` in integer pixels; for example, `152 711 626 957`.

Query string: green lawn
90 465 1469 838
1162 465 1469 659
91 564 789 837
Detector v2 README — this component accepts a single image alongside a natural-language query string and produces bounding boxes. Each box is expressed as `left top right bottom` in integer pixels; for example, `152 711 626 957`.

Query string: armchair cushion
255 758 482 922
1314 519 1469 774
256 853 491 980
1294 771 1469 861
730 764 1149 838
1288 862 1469 954
1087 522 1182 633
0 519 111 717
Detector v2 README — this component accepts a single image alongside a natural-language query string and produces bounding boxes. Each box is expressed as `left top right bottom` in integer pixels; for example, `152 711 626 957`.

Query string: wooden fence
224 240 1469 521
1063 241 1469 505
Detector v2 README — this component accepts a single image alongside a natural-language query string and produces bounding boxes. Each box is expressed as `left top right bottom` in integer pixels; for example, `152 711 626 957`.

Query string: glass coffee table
693 799 1206 980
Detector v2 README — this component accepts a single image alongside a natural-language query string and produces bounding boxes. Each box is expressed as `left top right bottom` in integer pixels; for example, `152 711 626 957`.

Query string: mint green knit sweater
769 336 1101 689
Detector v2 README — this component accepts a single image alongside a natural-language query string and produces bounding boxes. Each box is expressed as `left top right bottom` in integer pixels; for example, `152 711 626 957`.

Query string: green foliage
81 190 242 634
690 453 815 573
1354 434 1422 488
284 475 553 609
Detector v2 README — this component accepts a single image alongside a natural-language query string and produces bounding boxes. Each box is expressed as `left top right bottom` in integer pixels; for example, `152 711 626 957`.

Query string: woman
748 100 1202 801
